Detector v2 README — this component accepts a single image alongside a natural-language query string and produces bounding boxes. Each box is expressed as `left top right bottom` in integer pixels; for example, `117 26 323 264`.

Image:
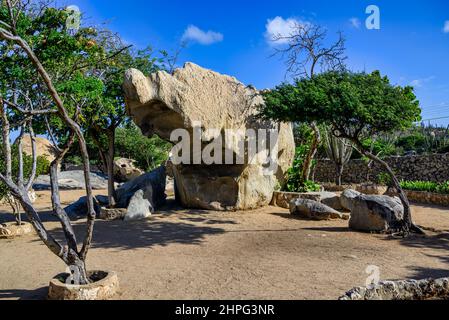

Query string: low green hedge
400 180 449 195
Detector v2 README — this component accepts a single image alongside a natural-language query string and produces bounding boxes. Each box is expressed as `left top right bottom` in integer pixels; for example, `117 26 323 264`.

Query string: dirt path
1 190 449 300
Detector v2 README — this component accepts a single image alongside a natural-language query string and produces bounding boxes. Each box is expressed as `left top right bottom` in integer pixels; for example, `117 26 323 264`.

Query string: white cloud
410 76 435 88
443 21 449 33
182 25 223 45
349 18 361 29
265 16 305 45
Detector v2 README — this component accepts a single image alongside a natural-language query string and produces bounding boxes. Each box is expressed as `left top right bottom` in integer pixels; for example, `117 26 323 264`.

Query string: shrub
115 124 171 172
284 146 321 192
400 180 449 194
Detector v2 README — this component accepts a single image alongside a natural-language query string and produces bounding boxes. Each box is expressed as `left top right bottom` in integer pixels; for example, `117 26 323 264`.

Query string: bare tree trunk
302 122 321 182
106 129 116 208
352 140 424 235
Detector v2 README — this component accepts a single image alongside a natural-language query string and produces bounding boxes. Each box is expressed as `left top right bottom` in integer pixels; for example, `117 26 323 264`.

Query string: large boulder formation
123 62 295 210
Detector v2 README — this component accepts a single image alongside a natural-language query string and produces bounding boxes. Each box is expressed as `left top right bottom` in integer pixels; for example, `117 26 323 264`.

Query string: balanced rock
289 198 347 221
113 158 144 182
123 62 295 210
347 194 404 232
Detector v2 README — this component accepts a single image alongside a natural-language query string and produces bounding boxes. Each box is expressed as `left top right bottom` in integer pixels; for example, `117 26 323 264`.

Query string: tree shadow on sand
0 287 48 300
393 231 449 280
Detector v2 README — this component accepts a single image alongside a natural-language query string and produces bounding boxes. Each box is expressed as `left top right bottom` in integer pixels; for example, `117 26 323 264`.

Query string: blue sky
68 0 449 125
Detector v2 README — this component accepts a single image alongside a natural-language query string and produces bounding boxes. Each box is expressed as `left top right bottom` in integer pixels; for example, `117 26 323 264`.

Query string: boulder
64 195 108 220
297 191 343 211
348 194 404 233
116 166 167 221
34 171 108 191
341 189 362 211
124 190 152 221
289 198 348 221
356 183 388 195
123 62 295 210
113 158 144 182
18 135 58 164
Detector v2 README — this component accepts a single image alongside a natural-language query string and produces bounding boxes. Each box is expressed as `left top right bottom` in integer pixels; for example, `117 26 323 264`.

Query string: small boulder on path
289 198 348 221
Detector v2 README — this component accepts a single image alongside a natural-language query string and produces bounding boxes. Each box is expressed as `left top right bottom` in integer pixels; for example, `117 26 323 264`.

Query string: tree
270 22 347 182
79 45 166 207
260 70 423 235
322 127 353 186
0 0 104 284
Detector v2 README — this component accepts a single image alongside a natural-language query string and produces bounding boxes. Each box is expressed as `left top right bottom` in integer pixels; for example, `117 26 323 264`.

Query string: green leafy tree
0 1 113 284
115 124 171 172
260 70 423 234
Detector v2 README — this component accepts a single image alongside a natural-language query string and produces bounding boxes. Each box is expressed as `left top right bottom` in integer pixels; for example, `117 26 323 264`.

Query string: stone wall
314 153 449 184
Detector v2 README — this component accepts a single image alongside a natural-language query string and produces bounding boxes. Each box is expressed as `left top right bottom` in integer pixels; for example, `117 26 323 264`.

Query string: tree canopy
261 71 421 141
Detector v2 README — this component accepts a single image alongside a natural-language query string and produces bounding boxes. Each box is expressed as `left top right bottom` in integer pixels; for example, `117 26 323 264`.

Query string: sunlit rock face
123 62 295 210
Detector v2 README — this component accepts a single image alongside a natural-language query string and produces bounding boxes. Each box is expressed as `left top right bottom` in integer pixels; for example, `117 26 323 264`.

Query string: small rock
289 198 345 221
113 158 144 182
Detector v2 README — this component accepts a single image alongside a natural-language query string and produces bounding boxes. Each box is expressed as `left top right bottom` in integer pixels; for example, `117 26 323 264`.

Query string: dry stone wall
315 153 449 183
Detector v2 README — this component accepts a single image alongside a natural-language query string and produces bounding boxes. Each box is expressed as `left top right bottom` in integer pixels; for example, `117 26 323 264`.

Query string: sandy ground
1 189 449 300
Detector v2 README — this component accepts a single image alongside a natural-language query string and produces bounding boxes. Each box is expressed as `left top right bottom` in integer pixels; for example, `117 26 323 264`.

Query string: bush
115 124 171 172
284 146 321 192
400 180 449 194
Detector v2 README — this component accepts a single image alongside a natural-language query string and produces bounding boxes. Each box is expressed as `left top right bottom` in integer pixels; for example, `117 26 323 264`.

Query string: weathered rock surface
34 171 108 191
64 195 109 220
113 158 143 182
340 189 362 211
356 183 388 195
18 135 58 164
345 192 404 233
272 191 343 211
123 62 295 210
116 166 167 221
289 198 347 220
339 277 449 300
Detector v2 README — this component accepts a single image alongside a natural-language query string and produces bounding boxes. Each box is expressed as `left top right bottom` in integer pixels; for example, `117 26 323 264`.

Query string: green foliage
115 124 171 172
0 145 50 201
284 146 320 192
400 181 449 195
377 172 392 186
261 71 421 142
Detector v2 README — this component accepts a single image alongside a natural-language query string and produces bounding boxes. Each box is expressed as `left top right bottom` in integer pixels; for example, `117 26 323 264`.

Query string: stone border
404 190 449 207
48 271 119 300
0 222 34 239
339 277 449 300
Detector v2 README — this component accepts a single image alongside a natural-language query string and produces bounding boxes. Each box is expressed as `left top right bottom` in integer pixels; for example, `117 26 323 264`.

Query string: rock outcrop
123 62 295 210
